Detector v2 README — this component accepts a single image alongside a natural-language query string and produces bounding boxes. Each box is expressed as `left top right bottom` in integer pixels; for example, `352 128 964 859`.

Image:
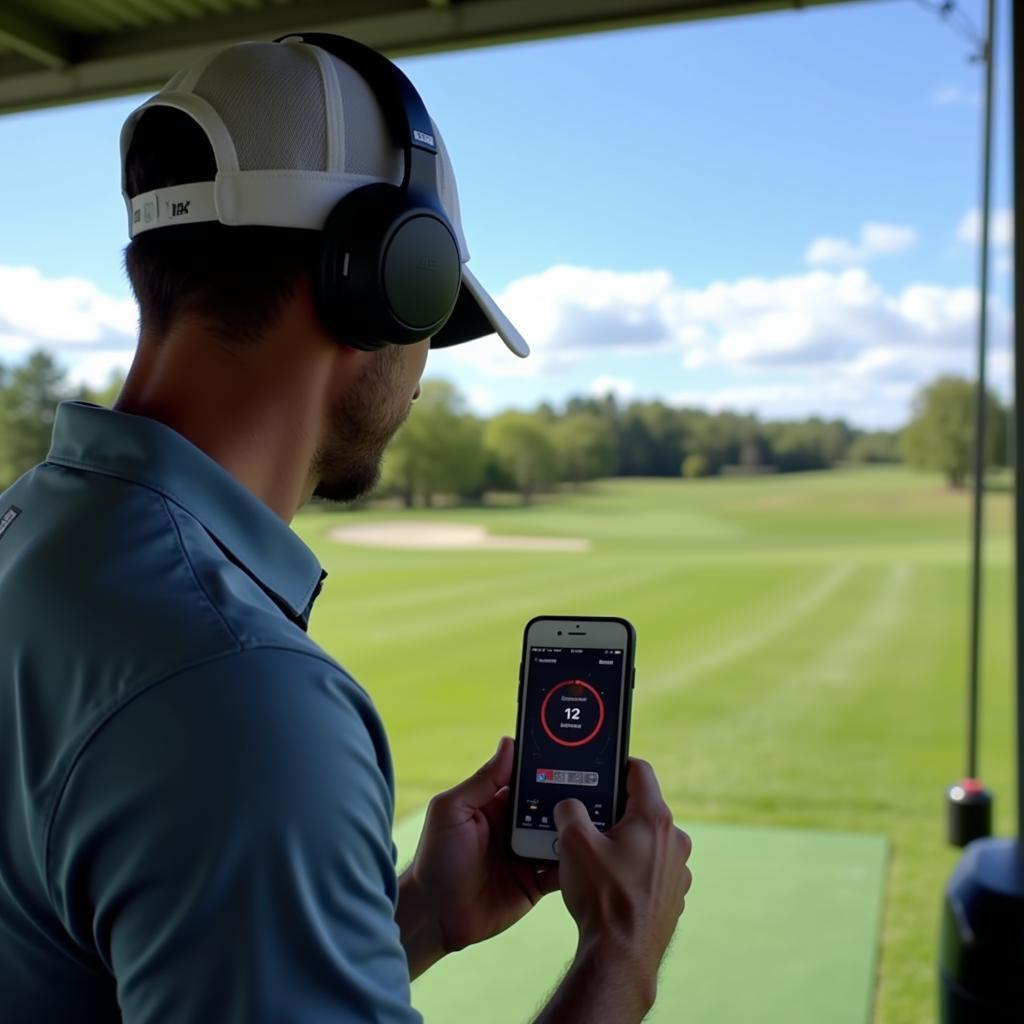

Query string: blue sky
0 0 1014 427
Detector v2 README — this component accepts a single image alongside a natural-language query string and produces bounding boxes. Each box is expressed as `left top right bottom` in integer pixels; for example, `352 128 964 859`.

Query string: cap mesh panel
329 57 401 182
194 43 327 171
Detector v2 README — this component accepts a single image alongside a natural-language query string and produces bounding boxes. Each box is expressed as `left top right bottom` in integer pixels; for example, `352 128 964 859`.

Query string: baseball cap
119 37 528 358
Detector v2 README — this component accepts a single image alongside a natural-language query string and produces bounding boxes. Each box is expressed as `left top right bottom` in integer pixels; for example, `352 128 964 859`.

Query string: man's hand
535 758 693 1022
396 737 560 978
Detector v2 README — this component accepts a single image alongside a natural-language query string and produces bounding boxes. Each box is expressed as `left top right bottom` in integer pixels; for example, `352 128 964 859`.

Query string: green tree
847 431 901 464
552 413 615 485
681 452 708 479
483 411 559 504
901 375 1002 488
0 350 72 488
616 401 686 476
379 379 486 506
684 410 760 475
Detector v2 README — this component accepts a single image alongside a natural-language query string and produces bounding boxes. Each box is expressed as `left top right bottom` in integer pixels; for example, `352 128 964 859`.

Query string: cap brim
430 266 529 358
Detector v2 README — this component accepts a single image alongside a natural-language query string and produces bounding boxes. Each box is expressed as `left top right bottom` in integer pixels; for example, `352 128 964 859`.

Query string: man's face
311 339 428 503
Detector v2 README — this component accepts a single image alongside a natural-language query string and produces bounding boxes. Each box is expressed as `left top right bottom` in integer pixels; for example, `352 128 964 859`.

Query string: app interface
515 645 626 832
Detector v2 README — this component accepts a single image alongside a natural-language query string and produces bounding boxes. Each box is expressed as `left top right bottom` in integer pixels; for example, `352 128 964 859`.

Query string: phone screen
514 644 627 833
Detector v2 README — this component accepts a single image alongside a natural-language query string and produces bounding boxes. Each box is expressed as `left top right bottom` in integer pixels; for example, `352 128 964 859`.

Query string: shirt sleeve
45 647 422 1024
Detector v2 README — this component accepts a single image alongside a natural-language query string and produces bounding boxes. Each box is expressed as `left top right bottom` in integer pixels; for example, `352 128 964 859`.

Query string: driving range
291 466 1014 1023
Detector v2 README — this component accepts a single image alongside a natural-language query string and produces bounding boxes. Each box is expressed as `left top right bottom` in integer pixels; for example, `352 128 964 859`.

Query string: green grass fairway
395 810 888 1024
292 467 1015 1024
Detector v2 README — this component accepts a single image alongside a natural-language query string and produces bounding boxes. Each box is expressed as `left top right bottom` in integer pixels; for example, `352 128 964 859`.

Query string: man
0 36 691 1023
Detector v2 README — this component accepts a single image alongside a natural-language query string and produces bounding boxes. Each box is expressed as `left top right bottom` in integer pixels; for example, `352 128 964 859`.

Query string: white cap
119 37 528 358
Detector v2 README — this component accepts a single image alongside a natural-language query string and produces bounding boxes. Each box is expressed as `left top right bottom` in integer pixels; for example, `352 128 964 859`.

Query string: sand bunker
330 521 590 552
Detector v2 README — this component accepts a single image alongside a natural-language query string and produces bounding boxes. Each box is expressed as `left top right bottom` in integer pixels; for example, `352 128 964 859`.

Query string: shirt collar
46 401 326 630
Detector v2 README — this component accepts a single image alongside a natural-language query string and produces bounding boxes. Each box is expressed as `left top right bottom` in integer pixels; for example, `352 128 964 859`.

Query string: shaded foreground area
293 467 1014 1024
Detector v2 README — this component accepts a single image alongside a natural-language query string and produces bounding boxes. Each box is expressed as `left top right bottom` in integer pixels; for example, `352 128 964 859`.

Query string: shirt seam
43 455 319 616
159 496 242 649
42 644 368 919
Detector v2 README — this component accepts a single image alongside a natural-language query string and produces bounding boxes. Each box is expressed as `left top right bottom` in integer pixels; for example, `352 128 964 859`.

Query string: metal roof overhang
0 0 868 115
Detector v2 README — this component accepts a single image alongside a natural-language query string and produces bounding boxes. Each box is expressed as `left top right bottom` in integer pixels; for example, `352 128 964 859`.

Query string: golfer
0 36 691 1023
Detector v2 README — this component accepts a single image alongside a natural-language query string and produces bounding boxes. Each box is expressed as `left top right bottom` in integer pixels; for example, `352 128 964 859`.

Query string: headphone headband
275 32 440 198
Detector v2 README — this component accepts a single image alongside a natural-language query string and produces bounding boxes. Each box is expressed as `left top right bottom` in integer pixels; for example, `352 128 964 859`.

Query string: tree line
377 376 1009 506
0 348 1012 501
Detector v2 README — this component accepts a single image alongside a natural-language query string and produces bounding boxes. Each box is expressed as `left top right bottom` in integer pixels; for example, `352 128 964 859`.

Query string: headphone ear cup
316 183 397 351
316 184 462 351
380 209 461 337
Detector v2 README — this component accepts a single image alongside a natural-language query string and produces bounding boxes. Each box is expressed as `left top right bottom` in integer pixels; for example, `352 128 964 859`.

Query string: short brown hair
123 106 322 344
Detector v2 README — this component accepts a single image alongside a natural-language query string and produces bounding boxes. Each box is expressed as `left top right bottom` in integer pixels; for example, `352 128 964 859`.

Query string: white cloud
2 257 1010 429
0 265 138 387
590 375 637 402
669 337 1013 429
933 85 980 108
452 260 1011 426
64 350 134 391
805 222 918 267
670 381 917 428
670 268 1005 373
450 265 676 378
956 208 1014 248
0 265 137 348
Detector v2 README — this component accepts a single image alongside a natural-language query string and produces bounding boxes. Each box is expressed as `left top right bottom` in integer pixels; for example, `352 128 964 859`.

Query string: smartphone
510 615 636 861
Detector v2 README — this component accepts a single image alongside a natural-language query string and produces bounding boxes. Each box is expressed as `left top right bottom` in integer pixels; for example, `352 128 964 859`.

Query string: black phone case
510 615 637 860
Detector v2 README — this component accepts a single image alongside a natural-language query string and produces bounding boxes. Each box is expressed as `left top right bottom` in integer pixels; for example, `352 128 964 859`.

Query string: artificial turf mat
393 811 889 1024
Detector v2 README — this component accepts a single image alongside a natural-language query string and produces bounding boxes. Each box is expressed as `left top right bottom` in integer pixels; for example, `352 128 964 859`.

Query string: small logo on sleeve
0 505 22 541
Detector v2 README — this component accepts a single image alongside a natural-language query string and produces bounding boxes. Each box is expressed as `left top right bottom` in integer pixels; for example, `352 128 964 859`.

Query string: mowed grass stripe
310 551 599 621
642 564 920 805
657 565 915 801
313 551 709 651
639 562 858 699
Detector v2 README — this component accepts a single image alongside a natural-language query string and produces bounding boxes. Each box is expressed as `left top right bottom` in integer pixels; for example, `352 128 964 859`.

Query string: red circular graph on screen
540 679 605 747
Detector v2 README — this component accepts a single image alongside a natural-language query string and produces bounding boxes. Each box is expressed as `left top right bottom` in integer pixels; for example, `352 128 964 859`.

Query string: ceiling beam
0 0 874 115
0 7 70 70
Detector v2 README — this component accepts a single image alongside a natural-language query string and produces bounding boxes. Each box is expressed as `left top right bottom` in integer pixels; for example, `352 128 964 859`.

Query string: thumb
554 798 595 836
442 736 514 813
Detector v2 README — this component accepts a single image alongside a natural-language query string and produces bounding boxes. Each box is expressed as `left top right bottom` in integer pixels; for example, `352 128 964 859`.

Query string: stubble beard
310 347 412 504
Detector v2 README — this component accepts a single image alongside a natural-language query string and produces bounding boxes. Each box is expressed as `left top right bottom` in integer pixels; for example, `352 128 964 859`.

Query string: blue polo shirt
0 401 421 1024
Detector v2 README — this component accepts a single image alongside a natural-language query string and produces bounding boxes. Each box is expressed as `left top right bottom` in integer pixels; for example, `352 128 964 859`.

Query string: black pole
939 2 1024 1020
965 0 995 783
946 0 995 849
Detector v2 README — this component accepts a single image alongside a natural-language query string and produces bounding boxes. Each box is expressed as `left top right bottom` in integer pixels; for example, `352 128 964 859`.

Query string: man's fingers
481 785 511 836
434 737 514 816
553 798 597 846
622 757 669 817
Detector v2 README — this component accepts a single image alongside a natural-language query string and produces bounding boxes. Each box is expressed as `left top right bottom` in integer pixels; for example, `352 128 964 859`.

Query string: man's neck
114 327 326 523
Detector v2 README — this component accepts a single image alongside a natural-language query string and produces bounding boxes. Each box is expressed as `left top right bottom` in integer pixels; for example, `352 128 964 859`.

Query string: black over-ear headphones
276 33 463 351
